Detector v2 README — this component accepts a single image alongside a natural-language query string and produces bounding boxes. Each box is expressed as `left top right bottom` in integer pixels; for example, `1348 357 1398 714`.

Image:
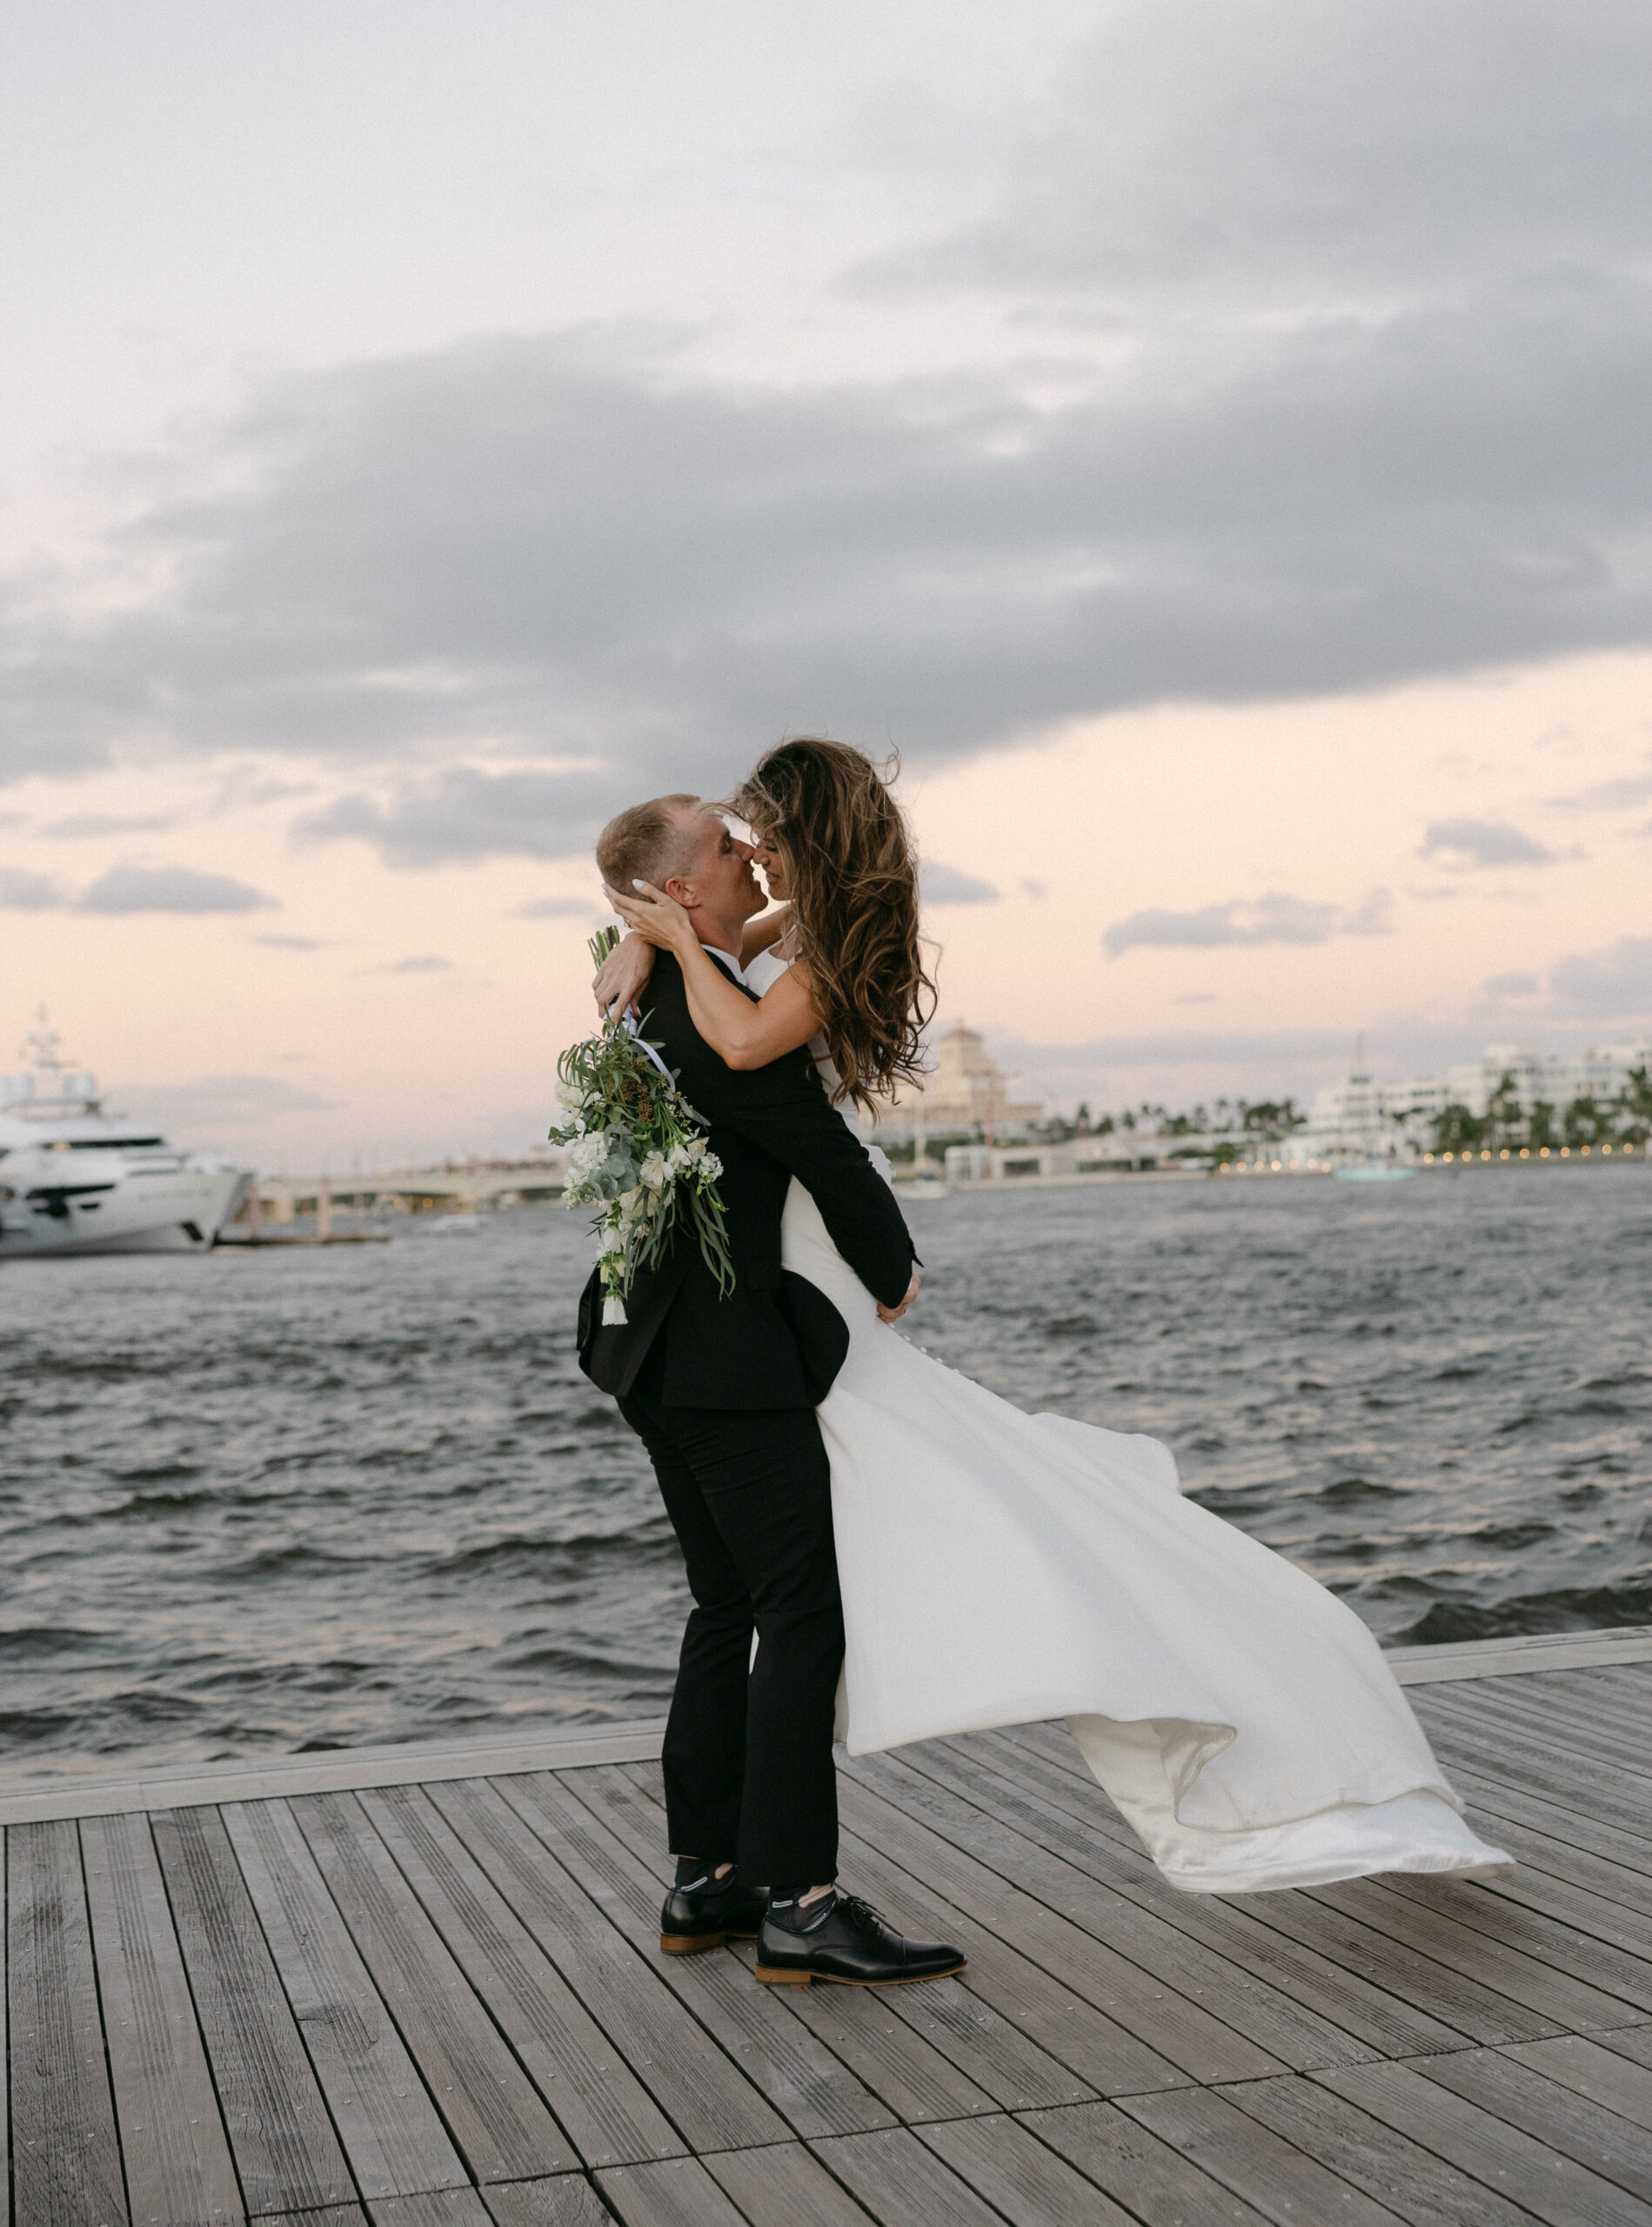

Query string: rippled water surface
4 1163 1649 1777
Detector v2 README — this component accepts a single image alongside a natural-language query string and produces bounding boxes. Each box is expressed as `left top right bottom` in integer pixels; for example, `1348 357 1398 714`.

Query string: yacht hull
0 1167 250 1257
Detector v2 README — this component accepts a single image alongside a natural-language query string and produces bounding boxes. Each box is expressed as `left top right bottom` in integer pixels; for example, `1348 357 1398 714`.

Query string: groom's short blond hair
596 793 703 893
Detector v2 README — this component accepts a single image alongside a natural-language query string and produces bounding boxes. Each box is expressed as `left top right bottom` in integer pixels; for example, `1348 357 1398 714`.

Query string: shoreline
893 1147 1648 1194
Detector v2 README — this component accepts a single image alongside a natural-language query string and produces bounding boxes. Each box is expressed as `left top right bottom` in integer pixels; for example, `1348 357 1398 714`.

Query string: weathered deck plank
6 1818 128 2227
355 1781 685 2170
151 1801 356 2217
1215 2070 1543 2227
849 1741 1379 2072
515 1766 897 2141
291 1789 579 2185
5 1646 1652 2227
994 1721 1571 2043
574 1762 1003 2129
613 1761 1120 2110
222 1796 470 2204
1 1834 10 2227
1313 2057 1652 2227
1014 2097 1277 2224
1419 1671 1652 1765
841 1754 1286 2087
808 2125 1012 2225
1415 2047 1652 2202
1116 2083 1409 2224
936 1729 1475 2057
427 1773 791 2155
1415 1707 1652 1841
1505 2035 1652 2133
480 2177 613 2226
592 2156 747 2225
706 2138 893 2224
80 1809 242 2226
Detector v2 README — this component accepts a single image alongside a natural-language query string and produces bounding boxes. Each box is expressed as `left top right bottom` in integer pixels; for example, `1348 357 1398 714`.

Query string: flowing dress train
746 951 1511 1893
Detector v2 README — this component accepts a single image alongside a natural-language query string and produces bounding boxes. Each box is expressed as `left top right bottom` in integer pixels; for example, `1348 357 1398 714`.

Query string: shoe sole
752 1960 968 1987
660 1929 761 1956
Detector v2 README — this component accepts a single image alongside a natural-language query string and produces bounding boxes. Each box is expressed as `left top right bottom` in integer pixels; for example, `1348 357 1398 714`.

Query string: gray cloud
3 861 278 913
1104 888 1390 956
251 933 331 950
1548 934 1652 1016
867 2 1652 307
381 954 452 973
989 1027 1357 1071
1419 818 1558 868
1548 757 1652 813
3 2 1651 841
43 812 177 839
74 865 278 914
1483 970 1542 999
921 861 1000 905
518 896 599 918
0 866 65 909
296 766 615 869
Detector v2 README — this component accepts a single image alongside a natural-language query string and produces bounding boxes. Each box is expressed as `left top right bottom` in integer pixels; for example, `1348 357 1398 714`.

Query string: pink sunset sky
3 1 1649 1167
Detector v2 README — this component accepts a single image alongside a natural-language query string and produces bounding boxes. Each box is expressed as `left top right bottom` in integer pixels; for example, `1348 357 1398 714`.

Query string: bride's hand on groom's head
592 927 656 1018
607 879 697 957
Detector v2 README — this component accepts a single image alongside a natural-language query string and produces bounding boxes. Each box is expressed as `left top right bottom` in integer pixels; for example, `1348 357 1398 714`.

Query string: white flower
555 1079 586 1111
665 1142 692 1177
698 1150 723 1182
639 1152 667 1192
569 1133 609 1178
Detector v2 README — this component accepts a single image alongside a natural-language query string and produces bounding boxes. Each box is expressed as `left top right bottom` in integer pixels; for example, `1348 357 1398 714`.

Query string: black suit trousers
618 1382 842 1883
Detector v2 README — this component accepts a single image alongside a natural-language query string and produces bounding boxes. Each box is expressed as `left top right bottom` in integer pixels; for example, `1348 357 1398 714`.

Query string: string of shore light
1220 1143 1644 1174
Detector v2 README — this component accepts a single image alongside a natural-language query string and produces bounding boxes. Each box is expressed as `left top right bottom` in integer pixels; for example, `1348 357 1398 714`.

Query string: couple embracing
576 739 1508 1994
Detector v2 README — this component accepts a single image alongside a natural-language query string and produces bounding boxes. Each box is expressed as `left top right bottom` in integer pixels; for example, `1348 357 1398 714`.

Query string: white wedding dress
746 949 1510 1894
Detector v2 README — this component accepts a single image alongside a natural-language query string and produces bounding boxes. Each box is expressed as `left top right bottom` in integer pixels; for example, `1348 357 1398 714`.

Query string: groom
579 793 964 1989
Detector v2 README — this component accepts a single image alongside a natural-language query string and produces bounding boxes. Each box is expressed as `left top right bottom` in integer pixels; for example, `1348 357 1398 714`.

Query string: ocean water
3 1163 1649 1779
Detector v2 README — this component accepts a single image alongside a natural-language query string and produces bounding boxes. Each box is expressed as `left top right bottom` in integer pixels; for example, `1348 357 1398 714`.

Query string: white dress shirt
699 941 749 986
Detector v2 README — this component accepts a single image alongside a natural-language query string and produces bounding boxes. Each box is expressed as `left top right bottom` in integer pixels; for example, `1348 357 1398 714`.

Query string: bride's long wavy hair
727 739 936 1112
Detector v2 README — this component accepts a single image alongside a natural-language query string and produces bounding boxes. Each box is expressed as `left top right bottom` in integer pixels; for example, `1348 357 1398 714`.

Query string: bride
596 738 1509 1894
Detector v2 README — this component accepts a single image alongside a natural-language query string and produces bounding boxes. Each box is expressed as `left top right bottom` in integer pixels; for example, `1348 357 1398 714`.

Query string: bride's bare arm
608 880 821 1067
740 903 793 963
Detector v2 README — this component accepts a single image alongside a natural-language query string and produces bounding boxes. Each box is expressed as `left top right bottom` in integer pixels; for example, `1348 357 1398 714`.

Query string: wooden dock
4 1629 1652 2226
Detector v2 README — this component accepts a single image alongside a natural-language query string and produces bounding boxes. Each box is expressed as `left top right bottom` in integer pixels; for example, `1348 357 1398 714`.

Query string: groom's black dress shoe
659 1871 768 1956
754 1892 966 1987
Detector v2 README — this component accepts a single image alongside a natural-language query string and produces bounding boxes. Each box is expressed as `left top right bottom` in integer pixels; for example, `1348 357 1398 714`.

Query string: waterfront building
868 1024 1043 1145
1295 1036 1652 1163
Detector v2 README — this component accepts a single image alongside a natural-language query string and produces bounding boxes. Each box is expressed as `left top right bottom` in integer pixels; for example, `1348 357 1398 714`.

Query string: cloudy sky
3 0 1650 1163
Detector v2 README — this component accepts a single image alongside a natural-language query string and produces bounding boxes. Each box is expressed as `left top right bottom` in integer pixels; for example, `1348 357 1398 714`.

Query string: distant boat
1333 1161 1417 1185
0 1020 251 1258
900 1174 949 1198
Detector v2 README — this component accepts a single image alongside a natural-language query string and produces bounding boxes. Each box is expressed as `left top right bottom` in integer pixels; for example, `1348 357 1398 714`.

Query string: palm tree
1563 1094 1608 1147
1432 1104 1486 1154
1616 1065 1652 1147
1484 1069 1524 1150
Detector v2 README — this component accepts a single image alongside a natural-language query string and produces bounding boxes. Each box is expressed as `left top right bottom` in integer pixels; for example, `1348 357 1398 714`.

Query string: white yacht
0 1020 251 1258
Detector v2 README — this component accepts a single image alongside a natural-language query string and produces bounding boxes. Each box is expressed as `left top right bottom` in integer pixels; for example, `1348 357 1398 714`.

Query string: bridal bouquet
550 929 734 1324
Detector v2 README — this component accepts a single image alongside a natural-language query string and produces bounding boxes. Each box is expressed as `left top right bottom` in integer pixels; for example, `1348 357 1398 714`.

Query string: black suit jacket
577 951 915 1409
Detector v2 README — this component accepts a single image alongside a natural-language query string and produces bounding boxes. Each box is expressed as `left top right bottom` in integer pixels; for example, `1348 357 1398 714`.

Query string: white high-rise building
1295 1038 1652 1161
